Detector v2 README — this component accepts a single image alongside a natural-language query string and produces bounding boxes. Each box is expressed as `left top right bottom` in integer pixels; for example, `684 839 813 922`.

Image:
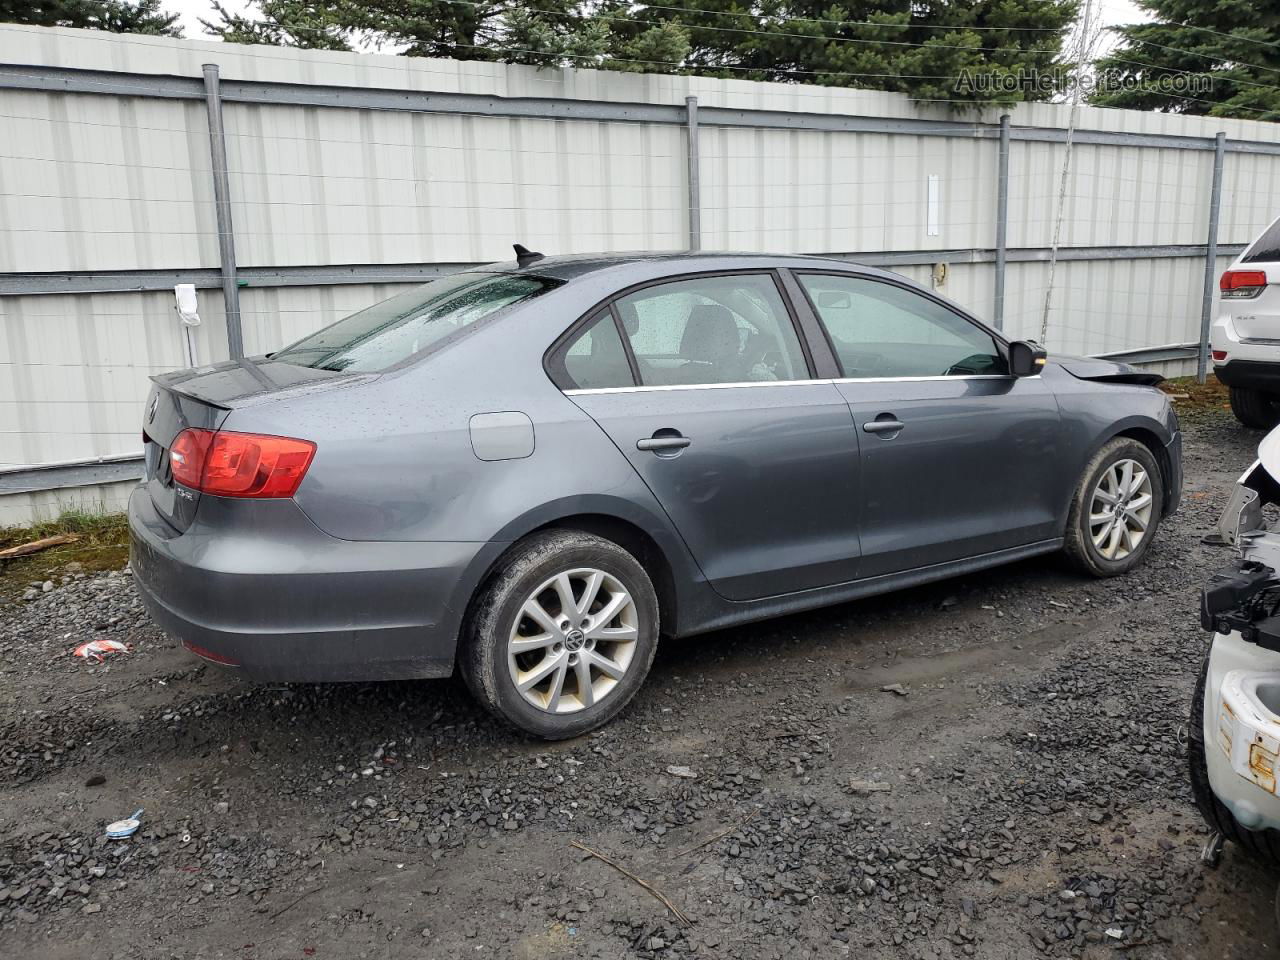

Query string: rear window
1244 217 1280 263
272 272 560 372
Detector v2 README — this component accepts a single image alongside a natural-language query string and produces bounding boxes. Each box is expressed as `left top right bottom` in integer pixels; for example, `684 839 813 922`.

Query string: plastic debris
105 808 144 839
665 765 697 779
74 639 130 662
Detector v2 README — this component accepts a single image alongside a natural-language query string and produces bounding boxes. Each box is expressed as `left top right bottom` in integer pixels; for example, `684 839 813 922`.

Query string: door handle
637 433 691 452
862 418 905 435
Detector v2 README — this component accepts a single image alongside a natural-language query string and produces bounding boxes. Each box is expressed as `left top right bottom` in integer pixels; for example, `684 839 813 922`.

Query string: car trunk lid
142 384 227 533
142 359 362 532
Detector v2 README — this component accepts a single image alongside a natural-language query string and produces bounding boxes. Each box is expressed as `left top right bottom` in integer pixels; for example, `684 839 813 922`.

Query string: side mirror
1008 340 1047 377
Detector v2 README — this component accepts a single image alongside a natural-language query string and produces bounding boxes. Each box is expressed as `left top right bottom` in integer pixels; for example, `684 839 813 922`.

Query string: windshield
272 272 560 372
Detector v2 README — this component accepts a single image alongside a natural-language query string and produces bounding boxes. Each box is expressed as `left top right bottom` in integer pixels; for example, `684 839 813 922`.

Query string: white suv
1211 215 1280 428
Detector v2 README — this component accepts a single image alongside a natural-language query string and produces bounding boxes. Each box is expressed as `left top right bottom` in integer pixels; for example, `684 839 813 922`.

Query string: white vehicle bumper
1211 312 1280 387
1205 629 1280 832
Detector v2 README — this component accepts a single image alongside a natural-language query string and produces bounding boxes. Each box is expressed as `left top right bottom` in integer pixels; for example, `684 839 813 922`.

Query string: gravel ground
2 399 1279 960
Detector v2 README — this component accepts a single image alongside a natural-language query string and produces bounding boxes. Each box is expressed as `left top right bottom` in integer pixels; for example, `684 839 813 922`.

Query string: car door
793 271 1063 578
548 271 863 601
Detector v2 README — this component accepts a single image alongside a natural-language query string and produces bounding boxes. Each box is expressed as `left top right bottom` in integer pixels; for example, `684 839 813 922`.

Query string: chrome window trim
563 374 1025 396
831 375 1016 385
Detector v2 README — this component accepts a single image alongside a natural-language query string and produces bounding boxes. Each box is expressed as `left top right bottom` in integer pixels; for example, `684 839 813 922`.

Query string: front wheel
459 530 659 739
1229 386 1280 430
1063 437 1163 577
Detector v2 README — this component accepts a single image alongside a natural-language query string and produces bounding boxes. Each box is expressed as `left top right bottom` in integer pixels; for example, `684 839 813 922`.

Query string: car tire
1229 387 1280 430
1188 656 1280 867
459 530 659 740
1063 436 1163 577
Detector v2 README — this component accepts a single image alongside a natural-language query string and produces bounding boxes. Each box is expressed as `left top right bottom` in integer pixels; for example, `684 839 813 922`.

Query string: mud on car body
1194 427 1280 864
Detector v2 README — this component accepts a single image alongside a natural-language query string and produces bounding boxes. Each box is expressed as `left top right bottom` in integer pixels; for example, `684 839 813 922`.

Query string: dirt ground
2 378 1279 960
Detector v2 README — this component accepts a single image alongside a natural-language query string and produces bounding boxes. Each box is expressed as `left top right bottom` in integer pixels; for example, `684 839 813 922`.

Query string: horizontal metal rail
0 453 144 496
0 263 476 296
0 244 1249 297
3 63 1280 154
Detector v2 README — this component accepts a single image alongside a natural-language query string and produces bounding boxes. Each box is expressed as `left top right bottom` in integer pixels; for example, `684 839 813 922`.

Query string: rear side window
273 272 559 372
550 311 635 390
613 274 809 386
799 274 1006 378
1244 217 1280 263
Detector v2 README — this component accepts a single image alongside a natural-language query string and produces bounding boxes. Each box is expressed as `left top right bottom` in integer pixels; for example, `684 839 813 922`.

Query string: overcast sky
163 0 1152 56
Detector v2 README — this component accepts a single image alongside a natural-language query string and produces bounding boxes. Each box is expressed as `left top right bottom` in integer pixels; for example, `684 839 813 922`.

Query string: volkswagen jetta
130 250 1182 738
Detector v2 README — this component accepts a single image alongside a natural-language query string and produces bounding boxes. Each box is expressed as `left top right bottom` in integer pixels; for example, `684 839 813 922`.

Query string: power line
1099 17 1280 54
441 0 1070 56
7 9 1275 114
1106 32 1280 81
634 0 1280 53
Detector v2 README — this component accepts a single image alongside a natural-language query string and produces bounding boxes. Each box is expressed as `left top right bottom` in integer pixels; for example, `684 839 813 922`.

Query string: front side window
273 271 560 372
612 274 809 386
799 274 1006 379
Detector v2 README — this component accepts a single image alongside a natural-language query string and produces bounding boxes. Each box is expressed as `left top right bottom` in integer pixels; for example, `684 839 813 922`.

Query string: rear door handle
862 418 905 435
637 436 692 452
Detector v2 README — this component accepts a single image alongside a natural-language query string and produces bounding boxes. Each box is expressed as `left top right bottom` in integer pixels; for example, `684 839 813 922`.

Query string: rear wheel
1188 656 1280 867
1063 437 1163 577
459 530 659 739
1229 387 1280 430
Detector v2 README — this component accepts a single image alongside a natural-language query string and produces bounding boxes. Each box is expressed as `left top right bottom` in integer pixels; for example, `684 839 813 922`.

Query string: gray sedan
129 251 1182 738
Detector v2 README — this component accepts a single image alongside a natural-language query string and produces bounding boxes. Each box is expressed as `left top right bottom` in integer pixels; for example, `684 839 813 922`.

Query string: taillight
169 428 316 498
1221 269 1267 299
1212 350 1228 362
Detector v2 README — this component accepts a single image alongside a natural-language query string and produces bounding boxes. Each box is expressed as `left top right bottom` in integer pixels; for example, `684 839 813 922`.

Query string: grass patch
1160 374 1230 423
0 508 130 604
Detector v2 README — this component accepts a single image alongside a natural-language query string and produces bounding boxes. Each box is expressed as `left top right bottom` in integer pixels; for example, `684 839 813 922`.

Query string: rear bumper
128 486 488 682
1214 359 1280 392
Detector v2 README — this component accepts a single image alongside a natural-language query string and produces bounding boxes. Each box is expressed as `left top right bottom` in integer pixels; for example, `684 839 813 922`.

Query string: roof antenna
513 243 544 268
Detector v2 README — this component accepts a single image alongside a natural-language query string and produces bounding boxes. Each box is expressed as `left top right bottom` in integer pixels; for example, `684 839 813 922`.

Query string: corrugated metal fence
3 25 1280 525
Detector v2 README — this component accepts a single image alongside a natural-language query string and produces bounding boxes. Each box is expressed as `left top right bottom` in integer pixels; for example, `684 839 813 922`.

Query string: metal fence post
994 114 1010 331
685 96 701 252
202 63 244 360
1197 131 1226 384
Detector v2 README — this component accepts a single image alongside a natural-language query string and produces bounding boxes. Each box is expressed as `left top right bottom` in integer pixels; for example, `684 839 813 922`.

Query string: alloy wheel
1088 458 1154 561
506 568 639 714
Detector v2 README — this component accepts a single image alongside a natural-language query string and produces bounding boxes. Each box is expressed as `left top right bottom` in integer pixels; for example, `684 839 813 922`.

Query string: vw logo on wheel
564 627 586 651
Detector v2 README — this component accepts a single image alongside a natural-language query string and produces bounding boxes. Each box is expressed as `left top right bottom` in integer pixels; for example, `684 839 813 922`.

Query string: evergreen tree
203 0 1080 105
1 0 182 35
608 0 1076 103
1090 0 1280 120
204 0 350 48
